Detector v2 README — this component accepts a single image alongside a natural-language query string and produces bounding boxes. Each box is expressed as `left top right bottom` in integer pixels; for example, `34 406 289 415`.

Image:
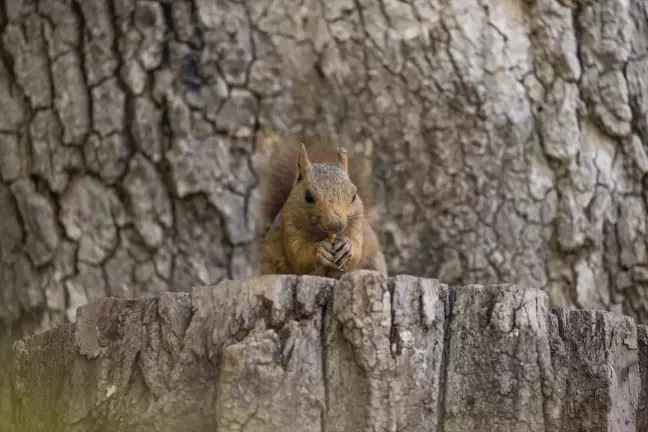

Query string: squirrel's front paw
317 237 353 271
332 237 352 269
317 241 342 271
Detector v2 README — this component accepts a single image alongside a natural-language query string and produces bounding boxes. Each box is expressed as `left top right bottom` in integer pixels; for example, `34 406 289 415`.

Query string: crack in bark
436 285 455 431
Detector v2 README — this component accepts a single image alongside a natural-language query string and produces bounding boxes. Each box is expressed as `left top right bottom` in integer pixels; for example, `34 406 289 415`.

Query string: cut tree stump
10 271 648 432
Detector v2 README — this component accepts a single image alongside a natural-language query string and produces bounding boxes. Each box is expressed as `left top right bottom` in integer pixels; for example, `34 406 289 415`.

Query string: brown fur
256 135 374 231
255 132 387 279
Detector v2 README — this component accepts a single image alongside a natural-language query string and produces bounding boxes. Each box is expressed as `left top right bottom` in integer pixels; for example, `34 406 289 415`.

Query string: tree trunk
2 0 648 424
10 273 648 431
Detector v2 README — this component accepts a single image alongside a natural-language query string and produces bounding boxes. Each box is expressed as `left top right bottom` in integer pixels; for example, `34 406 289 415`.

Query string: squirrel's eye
305 189 316 204
352 192 357 203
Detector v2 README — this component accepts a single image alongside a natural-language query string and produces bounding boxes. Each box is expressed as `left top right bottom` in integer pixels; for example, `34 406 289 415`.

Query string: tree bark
10 272 648 431
3 0 648 424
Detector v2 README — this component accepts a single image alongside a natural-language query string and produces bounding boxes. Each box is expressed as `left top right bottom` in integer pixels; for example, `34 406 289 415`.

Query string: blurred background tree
2 0 648 421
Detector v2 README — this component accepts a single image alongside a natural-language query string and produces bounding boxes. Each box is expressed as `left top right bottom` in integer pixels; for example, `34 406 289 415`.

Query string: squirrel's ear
296 143 311 182
336 147 348 173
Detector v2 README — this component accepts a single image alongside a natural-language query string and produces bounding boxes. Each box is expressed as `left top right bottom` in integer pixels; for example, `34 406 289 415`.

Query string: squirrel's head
285 144 362 241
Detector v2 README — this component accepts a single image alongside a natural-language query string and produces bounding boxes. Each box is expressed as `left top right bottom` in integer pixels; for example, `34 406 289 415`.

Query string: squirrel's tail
255 131 375 231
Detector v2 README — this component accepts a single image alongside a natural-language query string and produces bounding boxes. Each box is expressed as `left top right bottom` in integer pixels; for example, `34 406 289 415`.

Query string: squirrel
255 135 387 279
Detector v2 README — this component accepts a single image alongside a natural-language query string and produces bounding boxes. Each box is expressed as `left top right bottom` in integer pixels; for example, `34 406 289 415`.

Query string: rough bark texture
9 272 647 432
639 325 648 431
4 0 648 426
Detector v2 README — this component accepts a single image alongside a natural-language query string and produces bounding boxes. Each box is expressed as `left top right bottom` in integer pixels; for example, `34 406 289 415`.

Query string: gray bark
3 0 648 425
10 272 648 431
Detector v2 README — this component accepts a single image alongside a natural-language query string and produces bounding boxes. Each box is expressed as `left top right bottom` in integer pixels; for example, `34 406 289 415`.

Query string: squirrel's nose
325 213 345 234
